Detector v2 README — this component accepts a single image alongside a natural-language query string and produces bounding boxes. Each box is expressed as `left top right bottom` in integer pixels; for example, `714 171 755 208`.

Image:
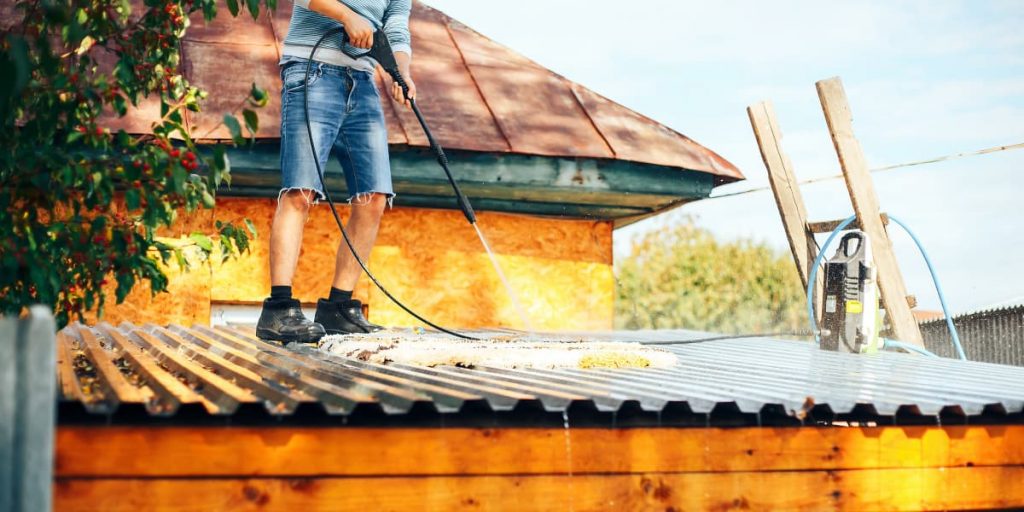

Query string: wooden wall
90 198 615 331
54 425 1024 511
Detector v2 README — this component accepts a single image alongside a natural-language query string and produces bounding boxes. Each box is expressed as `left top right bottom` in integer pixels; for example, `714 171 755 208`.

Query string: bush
0 0 277 328
615 221 806 334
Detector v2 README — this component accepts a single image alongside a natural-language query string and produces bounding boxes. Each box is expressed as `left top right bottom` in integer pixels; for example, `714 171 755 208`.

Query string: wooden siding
87 197 614 330
54 425 1024 511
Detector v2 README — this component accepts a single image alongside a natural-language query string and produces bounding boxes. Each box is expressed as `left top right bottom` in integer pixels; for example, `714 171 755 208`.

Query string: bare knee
278 189 318 216
351 193 388 220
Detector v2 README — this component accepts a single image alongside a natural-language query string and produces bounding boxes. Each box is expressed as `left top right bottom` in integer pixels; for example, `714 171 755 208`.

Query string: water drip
562 409 575 512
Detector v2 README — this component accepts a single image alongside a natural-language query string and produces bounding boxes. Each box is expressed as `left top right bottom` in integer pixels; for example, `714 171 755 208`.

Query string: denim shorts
278 54 394 206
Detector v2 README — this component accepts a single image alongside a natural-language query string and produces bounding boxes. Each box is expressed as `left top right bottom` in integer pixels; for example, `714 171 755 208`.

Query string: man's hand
340 11 373 49
390 51 416 108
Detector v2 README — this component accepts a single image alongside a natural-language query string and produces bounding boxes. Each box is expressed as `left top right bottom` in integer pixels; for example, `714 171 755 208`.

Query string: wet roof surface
57 323 1024 428
95 0 742 184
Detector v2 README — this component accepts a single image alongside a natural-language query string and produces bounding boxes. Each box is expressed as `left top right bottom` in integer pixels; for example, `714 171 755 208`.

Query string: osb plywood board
211 199 613 330
368 208 613 330
211 197 371 304
84 247 212 327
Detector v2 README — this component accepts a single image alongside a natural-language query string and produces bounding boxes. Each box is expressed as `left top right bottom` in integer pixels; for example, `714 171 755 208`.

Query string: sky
425 0 1024 313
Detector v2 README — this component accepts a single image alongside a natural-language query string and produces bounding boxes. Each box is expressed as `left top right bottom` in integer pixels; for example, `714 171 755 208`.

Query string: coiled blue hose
805 214 966 360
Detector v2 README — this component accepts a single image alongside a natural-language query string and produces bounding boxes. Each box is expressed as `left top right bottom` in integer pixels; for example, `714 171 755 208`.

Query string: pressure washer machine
820 231 883 353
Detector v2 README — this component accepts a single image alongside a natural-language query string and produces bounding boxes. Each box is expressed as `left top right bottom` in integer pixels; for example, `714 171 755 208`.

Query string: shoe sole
256 328 325 344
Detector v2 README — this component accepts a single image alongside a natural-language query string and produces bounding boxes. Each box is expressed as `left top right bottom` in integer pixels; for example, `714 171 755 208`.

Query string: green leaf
189 232 213 252
242 108 258 137
248 82 268 107
174 248 187 269
125 188 140 209
113 94 127 116
225 0 239 16
201 190 215 208
245 0 260 19
202 0 217 21
244 218 257 237
222 114 243 145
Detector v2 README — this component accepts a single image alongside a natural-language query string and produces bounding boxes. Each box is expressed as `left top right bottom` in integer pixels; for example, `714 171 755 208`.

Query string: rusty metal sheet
184 8 279 46
182 40 282 140
570 83 744 183
382 3 510 152
446 18 614 160
93 0 741 182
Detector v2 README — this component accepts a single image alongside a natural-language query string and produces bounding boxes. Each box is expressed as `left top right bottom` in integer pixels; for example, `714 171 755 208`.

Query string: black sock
270 285 292 300
328 287 353 303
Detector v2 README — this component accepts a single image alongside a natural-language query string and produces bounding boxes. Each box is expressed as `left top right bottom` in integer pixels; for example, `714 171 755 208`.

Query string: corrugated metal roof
56 324 1024 426
95 0 742 184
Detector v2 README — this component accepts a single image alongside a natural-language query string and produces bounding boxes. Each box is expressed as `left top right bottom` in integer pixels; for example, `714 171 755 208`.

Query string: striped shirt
281 0 411 72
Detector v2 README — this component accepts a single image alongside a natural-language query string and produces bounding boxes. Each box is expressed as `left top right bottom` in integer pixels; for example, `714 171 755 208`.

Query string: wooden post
1 307 57 512
0 316 16 512
748 101 823 321
815 77 925 347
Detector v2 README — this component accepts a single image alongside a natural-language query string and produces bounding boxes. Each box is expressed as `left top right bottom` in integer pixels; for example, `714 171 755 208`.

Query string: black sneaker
314 298 385 335
256 297 326 344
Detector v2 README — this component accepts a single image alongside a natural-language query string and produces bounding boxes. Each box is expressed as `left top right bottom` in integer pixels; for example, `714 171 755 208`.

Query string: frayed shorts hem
277 187 395 209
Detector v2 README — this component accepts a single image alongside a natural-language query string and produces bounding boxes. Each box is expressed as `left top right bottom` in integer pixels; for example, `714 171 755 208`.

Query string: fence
921 304 1024 366
0 306 57 512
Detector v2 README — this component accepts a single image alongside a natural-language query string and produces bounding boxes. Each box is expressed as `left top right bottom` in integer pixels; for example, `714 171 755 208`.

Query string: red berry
95 126 103 136
170 149 180 158
132 160 141 168
185 151 195 160
77 125 88 133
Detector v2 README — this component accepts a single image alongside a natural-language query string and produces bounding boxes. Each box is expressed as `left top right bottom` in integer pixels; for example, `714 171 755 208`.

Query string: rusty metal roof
57 323 1024 427
98 1 742 184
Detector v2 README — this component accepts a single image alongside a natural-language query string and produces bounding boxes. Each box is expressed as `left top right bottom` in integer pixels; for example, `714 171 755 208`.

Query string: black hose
301 28 476 339
638 331 814 346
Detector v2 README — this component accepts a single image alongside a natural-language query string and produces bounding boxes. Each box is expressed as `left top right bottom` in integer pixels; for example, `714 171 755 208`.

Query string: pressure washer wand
365 31 478 225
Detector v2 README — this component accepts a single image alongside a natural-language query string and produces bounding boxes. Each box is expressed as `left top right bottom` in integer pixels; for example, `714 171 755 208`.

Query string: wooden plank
808 213 889 234
53 466 1024 512
748 101 823 320
816 77 924 347
13 306 56 512
55 425 1024 478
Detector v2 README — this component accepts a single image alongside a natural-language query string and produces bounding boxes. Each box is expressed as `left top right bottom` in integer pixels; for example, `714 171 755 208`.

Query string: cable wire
639 331 813 346
709 141 1024 201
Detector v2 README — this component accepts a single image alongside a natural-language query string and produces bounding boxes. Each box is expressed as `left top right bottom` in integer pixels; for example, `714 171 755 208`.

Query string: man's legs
331 193 388 291
313 66 393 335
270 189 315 287
257 187 328 343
